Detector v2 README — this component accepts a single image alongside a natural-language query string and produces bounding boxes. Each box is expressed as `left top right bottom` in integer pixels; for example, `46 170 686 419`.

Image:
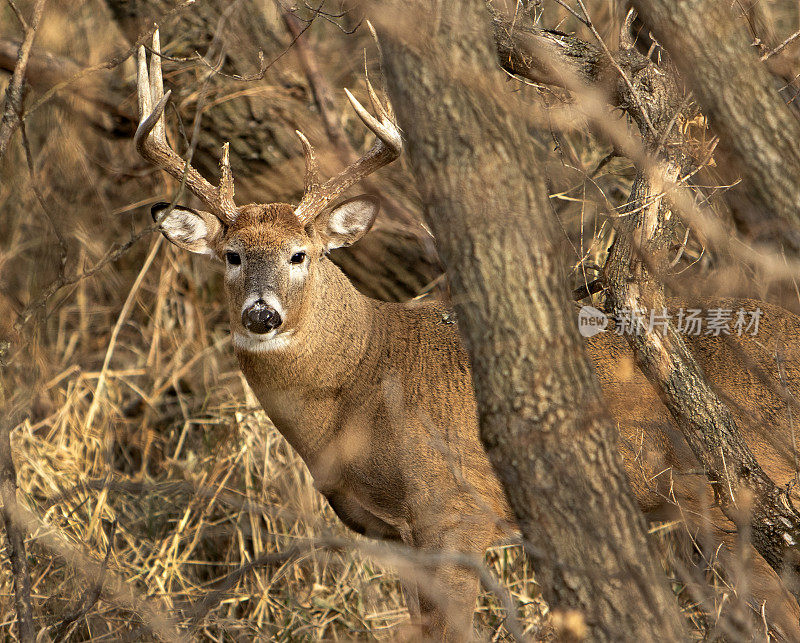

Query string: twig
288 0 363 34
282 9 350 157
761 28 800 61
0 0 47 161
552 0 589 26
15 16 219 335
573 0 658 139
185 546 308 630
6 501 186 642
572 279 603 300
83 235 162 440
13 220 158 332
183 534 527 641
20 119 68 273
5 0 28 31
280 9 426 235
492 14 800 280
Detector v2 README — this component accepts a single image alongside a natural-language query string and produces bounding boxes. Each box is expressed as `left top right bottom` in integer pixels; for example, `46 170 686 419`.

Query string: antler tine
620 8 637 51
362 56 389 124
149 28 166 143
295 130 320 192
134 29 238 223
293 131 322 224
219 142 235 213
294 80 402 224
137 40 153 123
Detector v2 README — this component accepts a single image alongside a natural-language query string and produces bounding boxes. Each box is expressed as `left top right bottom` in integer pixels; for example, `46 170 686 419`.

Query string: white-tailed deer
136 33 800 640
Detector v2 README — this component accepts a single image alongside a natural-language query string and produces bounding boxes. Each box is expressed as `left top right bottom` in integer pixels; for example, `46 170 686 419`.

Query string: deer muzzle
242 300 282 335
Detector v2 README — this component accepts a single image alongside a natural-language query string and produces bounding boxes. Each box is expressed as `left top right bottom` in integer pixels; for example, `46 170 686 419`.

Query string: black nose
242 300 282 334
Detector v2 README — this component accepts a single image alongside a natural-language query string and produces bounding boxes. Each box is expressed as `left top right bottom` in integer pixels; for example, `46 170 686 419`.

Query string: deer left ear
315 195 379 251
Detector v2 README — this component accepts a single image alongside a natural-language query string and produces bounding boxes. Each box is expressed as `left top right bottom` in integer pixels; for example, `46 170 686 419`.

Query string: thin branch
492 11 800 280
572 278 603 300
573 0 658 138
761 28 800 61
5 0 28 31
20 119 68 273
183 534 526 641
13 220 158 332
4 500 185 642
0 0 47 160
282 9 350 156
14 9 220 335
505 3 800 577
280 8 428 235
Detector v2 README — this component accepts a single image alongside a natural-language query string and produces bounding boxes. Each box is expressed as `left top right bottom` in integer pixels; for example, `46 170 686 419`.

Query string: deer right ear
151 202 224 257
315 195 380 252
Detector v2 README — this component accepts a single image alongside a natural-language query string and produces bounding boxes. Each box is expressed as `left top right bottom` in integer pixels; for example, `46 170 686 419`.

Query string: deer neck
233 258 380 459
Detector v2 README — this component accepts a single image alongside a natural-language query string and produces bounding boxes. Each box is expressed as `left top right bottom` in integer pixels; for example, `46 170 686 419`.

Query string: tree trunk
371 1 687 638
631 0 800 251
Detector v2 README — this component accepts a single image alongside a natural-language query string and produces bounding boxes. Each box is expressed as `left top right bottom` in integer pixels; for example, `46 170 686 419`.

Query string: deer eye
225 251 241 265
290 251 306 265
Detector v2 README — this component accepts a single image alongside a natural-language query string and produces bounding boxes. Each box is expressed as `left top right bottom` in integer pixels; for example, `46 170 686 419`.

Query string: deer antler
135 29 238 223
293 74 403 224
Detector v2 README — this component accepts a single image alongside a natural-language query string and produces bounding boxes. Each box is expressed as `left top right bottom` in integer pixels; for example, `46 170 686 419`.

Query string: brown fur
160 201 800 640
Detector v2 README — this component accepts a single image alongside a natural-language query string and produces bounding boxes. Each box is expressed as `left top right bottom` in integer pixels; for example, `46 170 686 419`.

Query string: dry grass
1 249 548 639
2 0 800 640
0 3 552 639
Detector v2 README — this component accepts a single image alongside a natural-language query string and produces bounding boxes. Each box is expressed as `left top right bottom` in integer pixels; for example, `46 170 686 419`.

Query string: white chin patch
233 329 293 353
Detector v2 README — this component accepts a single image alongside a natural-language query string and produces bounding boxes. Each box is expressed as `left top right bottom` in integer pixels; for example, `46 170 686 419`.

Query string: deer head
136 31 402 348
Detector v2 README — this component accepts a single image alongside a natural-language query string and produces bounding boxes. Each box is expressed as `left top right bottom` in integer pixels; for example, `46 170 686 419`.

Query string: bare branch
282 9 350 156
23 0 195 121
0 0 47 160
50 521 116 642
761 29 800 62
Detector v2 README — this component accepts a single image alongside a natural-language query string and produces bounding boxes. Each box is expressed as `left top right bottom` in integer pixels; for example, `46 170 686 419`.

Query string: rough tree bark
600 59 800 576
631 0 800 249
370 0 687 638
493 6 800 581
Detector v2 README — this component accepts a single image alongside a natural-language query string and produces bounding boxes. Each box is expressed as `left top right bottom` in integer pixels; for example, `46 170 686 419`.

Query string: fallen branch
4 501 185 641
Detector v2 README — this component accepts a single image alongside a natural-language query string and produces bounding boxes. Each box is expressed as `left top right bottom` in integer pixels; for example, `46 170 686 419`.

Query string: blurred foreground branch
5 499 185 641
0 414 35 643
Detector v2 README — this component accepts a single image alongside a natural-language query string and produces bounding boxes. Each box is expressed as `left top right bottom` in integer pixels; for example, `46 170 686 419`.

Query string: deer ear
315 195 379 251
151 202 224 257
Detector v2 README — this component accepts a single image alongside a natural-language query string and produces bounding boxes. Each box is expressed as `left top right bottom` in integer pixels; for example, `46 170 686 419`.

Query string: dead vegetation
1 0 800 640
